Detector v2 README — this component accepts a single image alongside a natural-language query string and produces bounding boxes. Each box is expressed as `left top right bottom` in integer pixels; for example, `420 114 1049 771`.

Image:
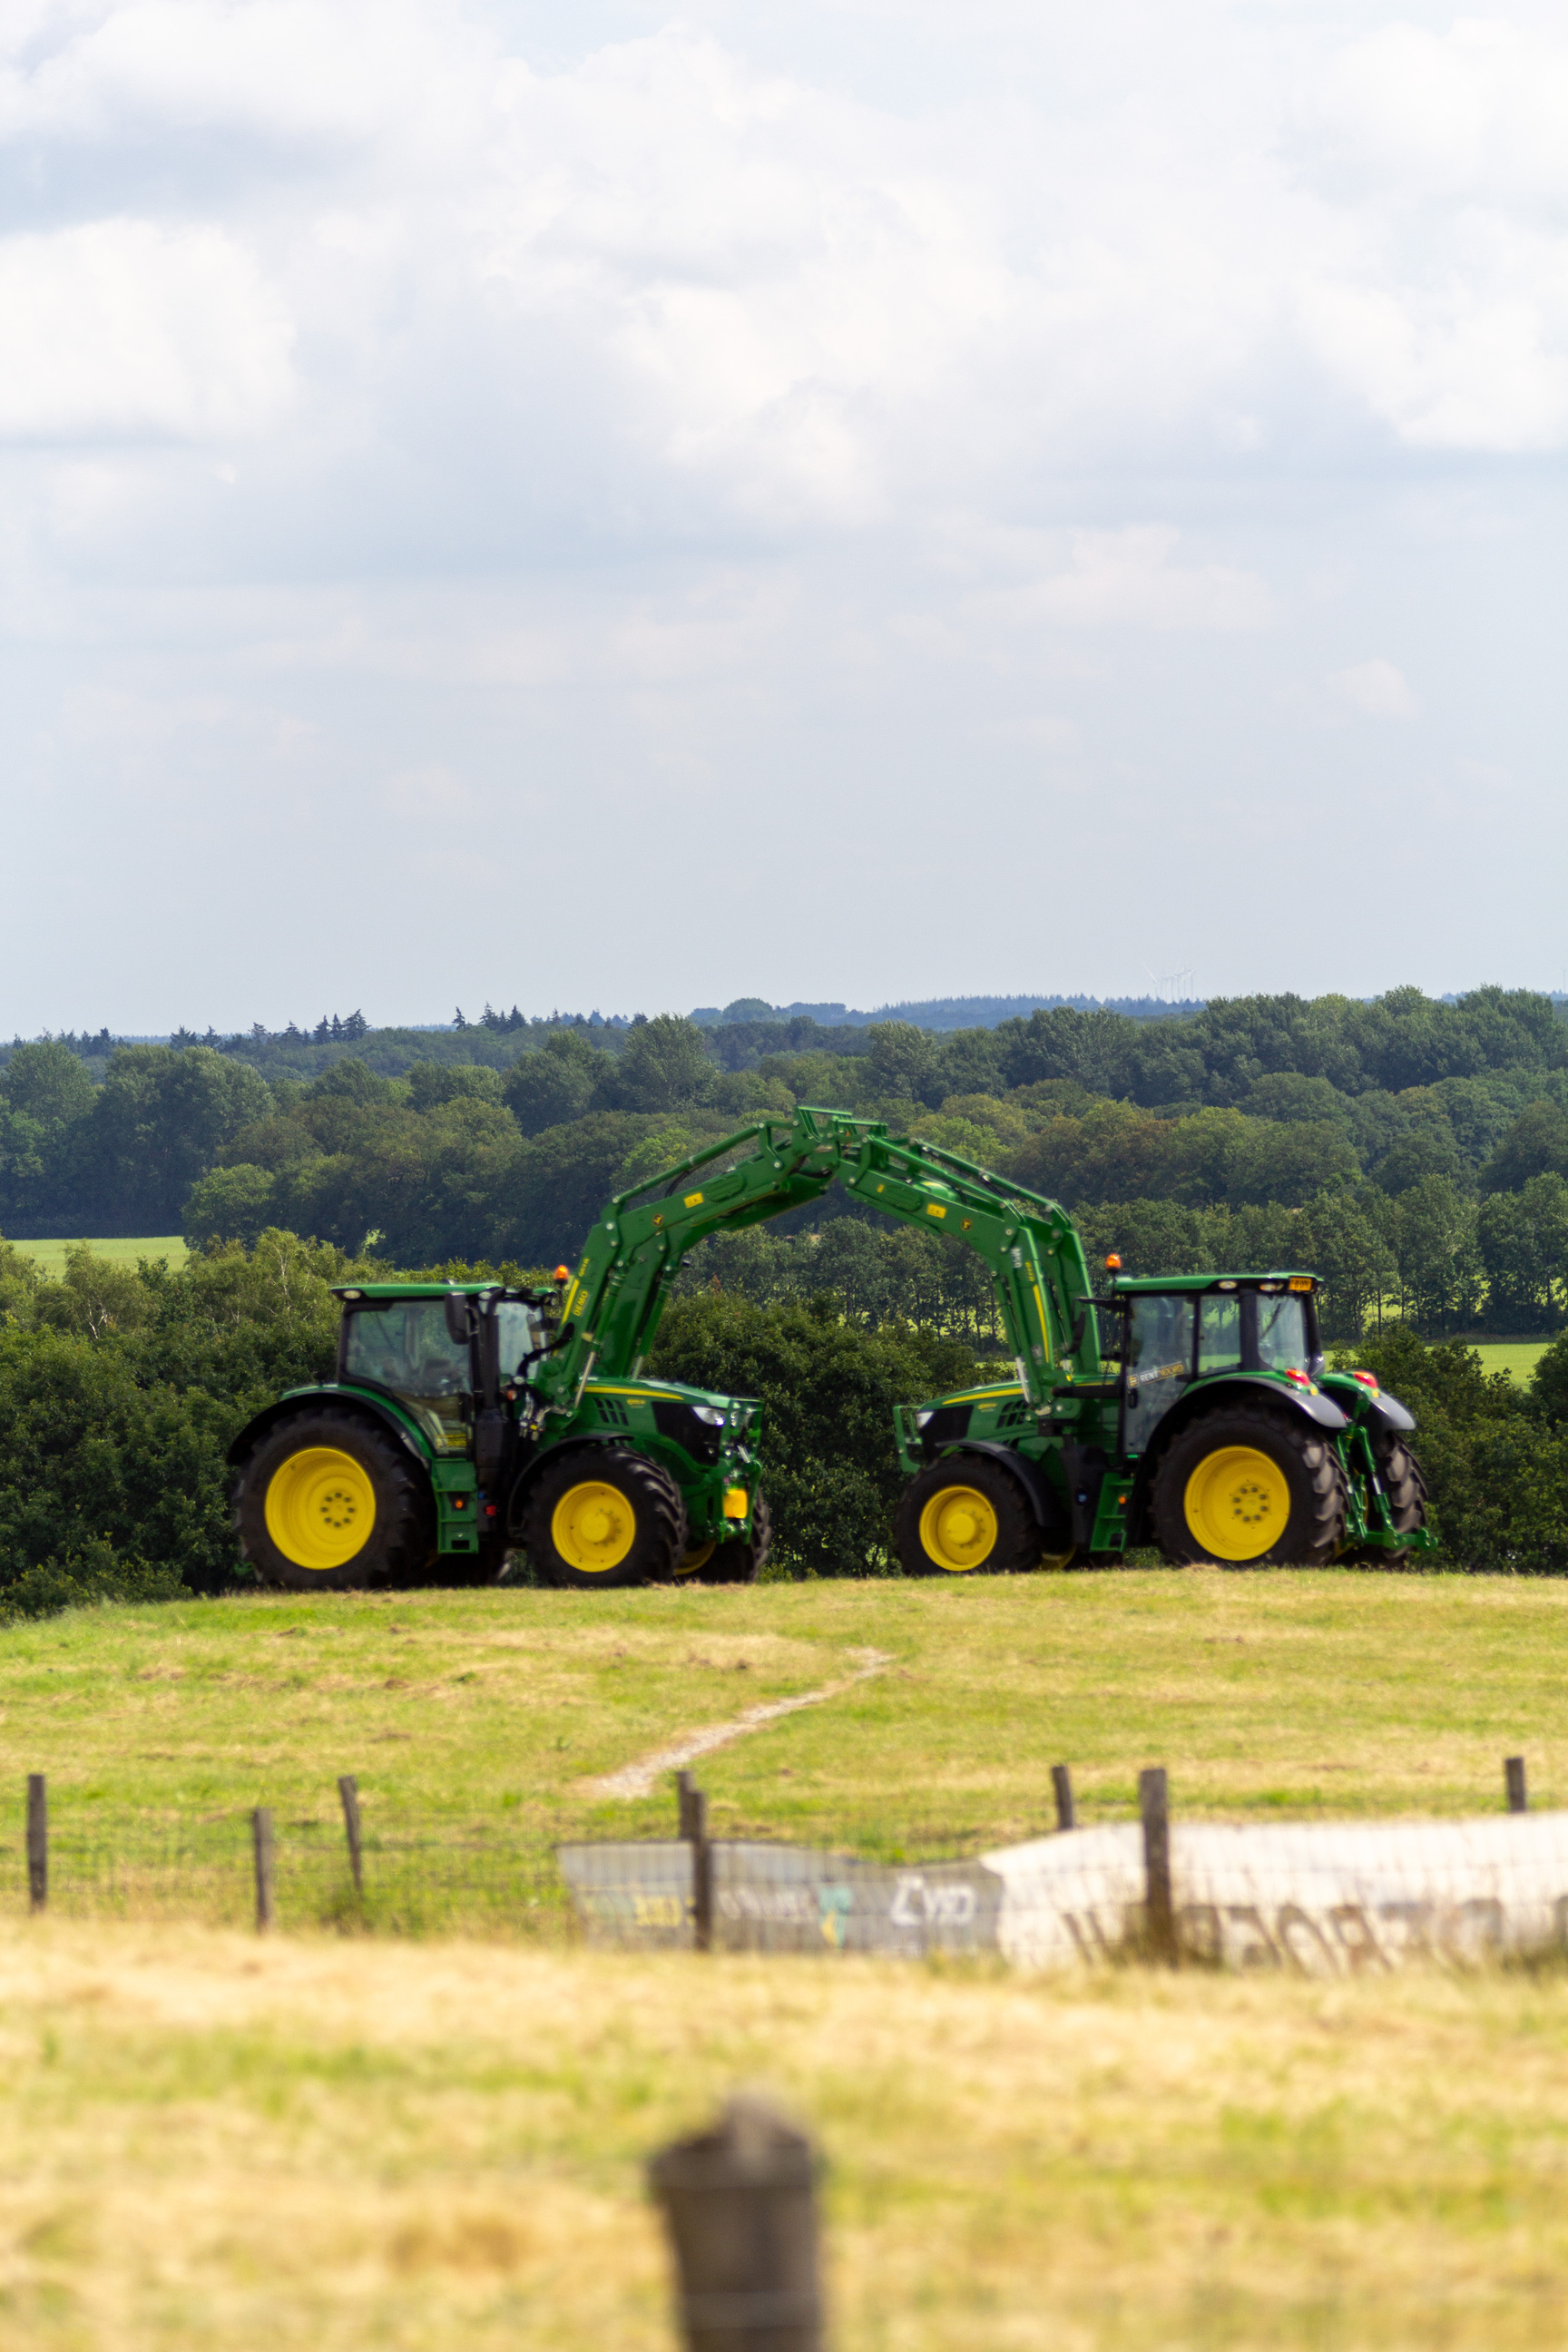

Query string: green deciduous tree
603 1015 715 1112
504 1032 603 1135
77 1046 271 1232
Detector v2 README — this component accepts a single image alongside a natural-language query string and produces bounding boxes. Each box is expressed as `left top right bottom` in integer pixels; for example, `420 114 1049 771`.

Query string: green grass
6 1577 1568 2346
13 1235 188 1279
1473 1338 1551 1382
5 1572 1568 1869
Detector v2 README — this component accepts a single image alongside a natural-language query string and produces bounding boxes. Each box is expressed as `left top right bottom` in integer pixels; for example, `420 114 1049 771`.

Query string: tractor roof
1111 1270 1318 1295
329 1282 504 1300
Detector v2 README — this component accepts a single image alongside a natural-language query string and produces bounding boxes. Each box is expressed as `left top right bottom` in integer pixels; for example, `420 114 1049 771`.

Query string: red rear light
1284 1367 1310 1387
1348 1369 1379 1392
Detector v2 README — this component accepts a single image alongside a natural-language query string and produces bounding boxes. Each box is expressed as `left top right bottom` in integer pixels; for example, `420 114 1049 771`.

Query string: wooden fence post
338 1775 364 1893
1139 1767 1175 1965
678 1773 713 1954
1505 1756 1528 1814
1052 1764 1075 1832
649 2094 823 2350
26 1775 46 1914
252 1807 275 1934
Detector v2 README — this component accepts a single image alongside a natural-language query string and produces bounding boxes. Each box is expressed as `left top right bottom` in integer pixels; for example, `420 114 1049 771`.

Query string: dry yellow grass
4 1919 1568 2348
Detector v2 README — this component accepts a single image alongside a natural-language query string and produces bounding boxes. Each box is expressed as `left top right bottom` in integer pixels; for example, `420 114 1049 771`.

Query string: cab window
496 1299 545 1381
342 1301 471 1451
1198 1293 1243 1374
1256 1293 1310 1374
1123 1294 1193 1453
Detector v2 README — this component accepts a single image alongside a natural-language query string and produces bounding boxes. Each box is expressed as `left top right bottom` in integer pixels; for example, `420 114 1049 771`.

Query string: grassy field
5 1573 1568 1892
12 1235 187 1279
6 1576 1568 2346
1473 1338 1551 1382
5 1919 1568 2347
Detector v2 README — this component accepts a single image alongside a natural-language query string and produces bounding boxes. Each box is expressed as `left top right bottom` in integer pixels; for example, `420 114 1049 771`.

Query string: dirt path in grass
584 1649 894 1798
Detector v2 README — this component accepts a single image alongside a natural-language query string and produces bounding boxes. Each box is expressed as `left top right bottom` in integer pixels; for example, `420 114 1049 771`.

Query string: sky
3 0 1566 1033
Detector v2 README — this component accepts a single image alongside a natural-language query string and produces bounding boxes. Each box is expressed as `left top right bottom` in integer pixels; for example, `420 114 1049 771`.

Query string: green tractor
230 1279 770 1592
229 1105 1429 1590
892 1268 1428 1574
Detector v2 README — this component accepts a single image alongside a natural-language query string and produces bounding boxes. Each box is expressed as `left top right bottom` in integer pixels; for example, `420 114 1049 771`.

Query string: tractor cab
1104 1272 1324 1457
334 1285 551 1455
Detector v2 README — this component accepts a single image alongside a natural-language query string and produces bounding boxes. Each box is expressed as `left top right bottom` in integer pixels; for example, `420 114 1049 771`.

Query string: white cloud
1005 529 1270 633
1333 660 1417 720
0 0 1566 1024
0 219 294 439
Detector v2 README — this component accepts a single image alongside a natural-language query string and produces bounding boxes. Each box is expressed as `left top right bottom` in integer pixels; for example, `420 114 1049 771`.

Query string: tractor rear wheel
897 1455 1041 1577
235 1406 435 1592
1152 1406 1347 1567
524 1449 687 1589
676 1491 772 1585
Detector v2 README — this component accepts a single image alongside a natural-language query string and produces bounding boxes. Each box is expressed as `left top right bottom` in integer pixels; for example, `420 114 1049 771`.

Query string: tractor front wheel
523 1449 687 1589
897 1455 1042 1577
1152 1406 1347 1567
675 1491 772 1585
235 1407 435 1592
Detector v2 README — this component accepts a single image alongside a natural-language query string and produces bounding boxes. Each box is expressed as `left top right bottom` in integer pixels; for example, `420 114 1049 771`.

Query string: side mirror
444 1292 474 1347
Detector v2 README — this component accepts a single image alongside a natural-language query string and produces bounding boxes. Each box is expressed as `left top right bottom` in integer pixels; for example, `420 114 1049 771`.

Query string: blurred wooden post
1139 1767 1175 1965
1506 1756 1528 1814
679 1772 713 1954
26 1775 46 1914
338 1774 364 1893
1052 1764 1075 1832
252 1807 275 1934
649 2093 823 2350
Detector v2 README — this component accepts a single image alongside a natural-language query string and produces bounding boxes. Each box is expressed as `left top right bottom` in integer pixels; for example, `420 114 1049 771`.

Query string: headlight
692 1406 725 1426
915 1410 933 1429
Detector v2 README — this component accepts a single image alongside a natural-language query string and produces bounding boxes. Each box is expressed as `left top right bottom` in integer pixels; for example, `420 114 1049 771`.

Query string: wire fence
14 1762 1553 1972
0 1788 577 1936
0 1768 1059 1939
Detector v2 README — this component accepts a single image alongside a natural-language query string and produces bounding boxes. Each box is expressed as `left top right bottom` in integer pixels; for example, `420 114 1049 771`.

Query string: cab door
1122 1294 1195 1455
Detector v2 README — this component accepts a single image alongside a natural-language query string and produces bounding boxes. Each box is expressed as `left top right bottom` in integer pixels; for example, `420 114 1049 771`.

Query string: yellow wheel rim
264 1446 376 1572
552 1480 636 1574
675 1541 717 1578
918 1485 998 1573
1183 1445 1290 1562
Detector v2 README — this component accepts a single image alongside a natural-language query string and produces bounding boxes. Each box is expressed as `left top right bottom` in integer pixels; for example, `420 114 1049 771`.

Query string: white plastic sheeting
983 1812 1568 1974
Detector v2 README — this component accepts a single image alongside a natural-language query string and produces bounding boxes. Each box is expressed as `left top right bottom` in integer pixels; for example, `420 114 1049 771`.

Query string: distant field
1473 1339 1551 1382
13 1235 187 1278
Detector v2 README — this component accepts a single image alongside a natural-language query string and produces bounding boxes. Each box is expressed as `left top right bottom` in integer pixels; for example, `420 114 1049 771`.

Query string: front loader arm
531 1108 880 1411
528 1106 1100 1419
834 1129 1101 1404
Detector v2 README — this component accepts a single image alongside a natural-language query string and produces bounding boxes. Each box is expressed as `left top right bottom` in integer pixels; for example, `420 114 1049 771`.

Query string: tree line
5 989 1568 1333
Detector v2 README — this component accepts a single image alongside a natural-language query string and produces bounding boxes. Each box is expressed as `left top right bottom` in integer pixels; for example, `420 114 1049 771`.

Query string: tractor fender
1125 1374 1348 1545
1149 1373 1348 1446
225 1386 430 1473
1360 1388 1416 1436
936 1440 1073 1542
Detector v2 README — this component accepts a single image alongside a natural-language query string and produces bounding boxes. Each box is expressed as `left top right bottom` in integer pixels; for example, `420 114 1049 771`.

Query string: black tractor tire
234 1406 436 1592
897 1454 1042 1578
676 1491 772 1585
1152 1406 1348 1568
523 1448 687 1590
1344 1435 1428 1565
